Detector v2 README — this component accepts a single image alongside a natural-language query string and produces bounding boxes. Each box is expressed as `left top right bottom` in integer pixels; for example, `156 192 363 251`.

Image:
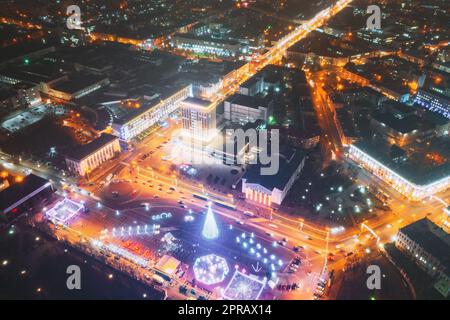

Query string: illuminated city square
0 0 449 305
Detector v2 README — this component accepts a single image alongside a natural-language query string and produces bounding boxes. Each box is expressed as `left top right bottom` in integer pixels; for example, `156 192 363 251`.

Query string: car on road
243 210 255 217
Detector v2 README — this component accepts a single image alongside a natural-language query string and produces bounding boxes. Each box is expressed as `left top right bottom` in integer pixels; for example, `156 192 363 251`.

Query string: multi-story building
112 86 190 141
239 77 265 96
180 97 218 143
0 82 42 110
369 112 444 147
242 147 305 206
414 89 450 120
171 33 246 58
44 74 110 101
396 218 450 298
347 141 450 201
224 94 273 125
65 134 121 177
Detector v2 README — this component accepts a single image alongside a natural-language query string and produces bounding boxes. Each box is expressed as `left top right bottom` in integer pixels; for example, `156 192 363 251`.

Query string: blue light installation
202 202 219 239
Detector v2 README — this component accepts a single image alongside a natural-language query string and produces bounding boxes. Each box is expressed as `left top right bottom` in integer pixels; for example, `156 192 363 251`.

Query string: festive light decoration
202 203 219 239
91 240 148 267
193 254 229 285
45 198 84 224
152 212 172 221
222 270 266 300
107 224 160 238
235 232 284 272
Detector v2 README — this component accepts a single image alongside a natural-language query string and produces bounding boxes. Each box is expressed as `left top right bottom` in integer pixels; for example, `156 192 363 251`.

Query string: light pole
172 174 178 187
299 218 304 231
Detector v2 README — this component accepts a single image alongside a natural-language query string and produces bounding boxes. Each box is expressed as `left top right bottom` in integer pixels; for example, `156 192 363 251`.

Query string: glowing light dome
222 270 267 300
193 254 229 285
202 203 219 239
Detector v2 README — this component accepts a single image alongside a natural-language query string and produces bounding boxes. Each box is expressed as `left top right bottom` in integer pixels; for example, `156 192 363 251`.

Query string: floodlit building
65 133 121 177
172 33 245 58
224 94 273 125
369 111 446 147
348 141 450 201
180 97 218 143
414 89 450 120
44 74 110 101
396 218 450 298
112 86 190 141
239 77 265 96
242 147 305 205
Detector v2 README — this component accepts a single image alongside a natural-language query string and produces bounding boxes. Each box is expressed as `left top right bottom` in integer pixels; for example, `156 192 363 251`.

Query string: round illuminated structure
193 254 229 285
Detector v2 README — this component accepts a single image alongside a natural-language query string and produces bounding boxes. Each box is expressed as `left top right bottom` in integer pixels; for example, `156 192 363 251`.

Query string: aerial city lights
193 254 229 285
0 0 447 303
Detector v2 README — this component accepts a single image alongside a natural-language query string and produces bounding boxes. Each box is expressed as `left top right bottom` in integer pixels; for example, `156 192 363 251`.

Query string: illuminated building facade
112 86 190 141
172 33 245 58
414 89 450 120
369 112 443 147
396 218 450 298
224 94 272 125
45 75 110 101
242 148 305 205
65 133 121 177
348 143 450 201
181 97 218 143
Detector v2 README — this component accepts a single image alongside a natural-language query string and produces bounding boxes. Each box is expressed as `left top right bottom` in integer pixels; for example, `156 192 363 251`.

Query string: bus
193 193 208 201
213 199 237 211
192 193 237 210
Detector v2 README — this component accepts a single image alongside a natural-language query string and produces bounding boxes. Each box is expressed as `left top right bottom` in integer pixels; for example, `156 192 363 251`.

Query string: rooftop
243 145 305 192
226 93 271 110
372 112 431 134
66 133 118 161
51 74 108 94
182 97 212 107
0 174 51 213
352 139 450 186
399 218 450 274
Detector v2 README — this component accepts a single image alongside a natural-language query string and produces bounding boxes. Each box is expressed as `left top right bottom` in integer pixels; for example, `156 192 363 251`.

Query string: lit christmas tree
202 202 219 239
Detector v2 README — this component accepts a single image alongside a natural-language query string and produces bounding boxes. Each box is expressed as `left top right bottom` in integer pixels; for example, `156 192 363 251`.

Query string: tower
202 202 219 239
